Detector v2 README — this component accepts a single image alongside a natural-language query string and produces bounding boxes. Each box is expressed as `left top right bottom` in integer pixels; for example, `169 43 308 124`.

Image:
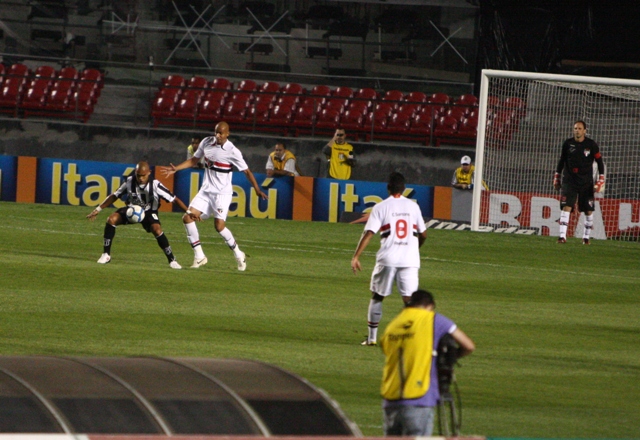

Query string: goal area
471 69 640 241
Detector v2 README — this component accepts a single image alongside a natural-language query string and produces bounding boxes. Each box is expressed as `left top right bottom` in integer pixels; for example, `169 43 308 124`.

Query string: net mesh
477 75 640 240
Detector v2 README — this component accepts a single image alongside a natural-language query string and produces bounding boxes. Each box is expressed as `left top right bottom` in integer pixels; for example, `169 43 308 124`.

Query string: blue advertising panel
36 158 136 207
0 155 17 202
172 169 293 219
312 178 434 222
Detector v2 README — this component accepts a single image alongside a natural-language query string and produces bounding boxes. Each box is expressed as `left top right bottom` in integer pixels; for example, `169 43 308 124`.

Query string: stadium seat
275 95 298 113
332 86 354 101
162 75 185 88
195 98 223 125
7 63 30 79
315 108 342 132
268 105 294 130
209 78 232 98
340 109 365 139
404 91 427 105
373 102 395 118
428 92 451 105
223 100 249 124
236 79 257 92
187 76 208 92
324 98 347 114
364 110 389 132
173 90 202 121
291 105 317 136
381 90 404 110
33 65 56 80
433 115 459 139
409 112 435 144
151 94 179 125
457 115 478 139
454 93 478 107
396 103 421 117
446 106 468 122
346 100 370 116
19 81 49 111
259 81 281 94
281 83 305 103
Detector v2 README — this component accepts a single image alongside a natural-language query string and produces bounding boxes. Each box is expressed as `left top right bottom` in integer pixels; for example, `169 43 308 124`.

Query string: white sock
184 222 205 259
219 227 242 257
559 211 570 239
367 299 383 343
583 214 594 240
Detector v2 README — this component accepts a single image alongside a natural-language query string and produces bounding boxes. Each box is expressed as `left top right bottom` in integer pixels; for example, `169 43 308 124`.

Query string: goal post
471 69 640 241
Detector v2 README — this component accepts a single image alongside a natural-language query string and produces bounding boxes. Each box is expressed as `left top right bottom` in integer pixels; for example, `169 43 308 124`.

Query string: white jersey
113 176 175 211
194 136 248 195
364 195 426 268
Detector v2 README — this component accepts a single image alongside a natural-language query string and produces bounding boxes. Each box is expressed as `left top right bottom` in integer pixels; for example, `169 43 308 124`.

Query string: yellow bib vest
380 307 435 400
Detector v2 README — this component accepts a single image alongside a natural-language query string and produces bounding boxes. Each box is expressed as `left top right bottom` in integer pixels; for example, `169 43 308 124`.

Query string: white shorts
189 192 232 221
370 265 419 298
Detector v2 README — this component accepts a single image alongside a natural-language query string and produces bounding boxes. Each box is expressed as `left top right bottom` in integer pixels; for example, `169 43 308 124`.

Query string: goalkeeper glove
553 172 561 190
594 174 605 193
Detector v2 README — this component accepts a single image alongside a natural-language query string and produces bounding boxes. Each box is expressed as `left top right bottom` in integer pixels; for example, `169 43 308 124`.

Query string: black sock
103 224 116 254
156 232 175 262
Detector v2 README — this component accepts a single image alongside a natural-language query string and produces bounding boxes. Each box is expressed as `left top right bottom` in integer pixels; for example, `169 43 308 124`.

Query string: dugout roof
0 356 360 435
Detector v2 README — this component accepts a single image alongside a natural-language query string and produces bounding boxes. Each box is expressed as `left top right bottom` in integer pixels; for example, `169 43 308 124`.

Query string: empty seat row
151 74 526 145
0 63 104 122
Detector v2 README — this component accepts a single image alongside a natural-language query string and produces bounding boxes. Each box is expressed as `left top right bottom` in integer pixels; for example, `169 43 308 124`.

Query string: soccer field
0 201 638 438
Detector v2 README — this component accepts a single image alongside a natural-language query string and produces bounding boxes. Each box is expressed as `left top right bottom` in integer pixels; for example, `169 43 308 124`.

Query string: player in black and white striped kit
87 161 191 268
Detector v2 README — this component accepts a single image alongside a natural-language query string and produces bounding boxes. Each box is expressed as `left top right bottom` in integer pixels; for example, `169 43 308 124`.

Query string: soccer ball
126 205 145 223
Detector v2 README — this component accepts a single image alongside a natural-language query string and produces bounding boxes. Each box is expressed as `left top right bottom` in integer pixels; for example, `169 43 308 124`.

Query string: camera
436 333 459 393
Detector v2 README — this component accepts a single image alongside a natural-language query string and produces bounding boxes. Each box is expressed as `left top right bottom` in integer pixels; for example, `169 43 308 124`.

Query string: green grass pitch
0 201 639 438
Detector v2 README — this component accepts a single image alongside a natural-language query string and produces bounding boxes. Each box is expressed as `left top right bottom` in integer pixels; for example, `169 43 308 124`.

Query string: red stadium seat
291 105 317 136
434 115 459 138
315 108 341 131
457 116 478 139
324 98 347 114
333 86 354 100
174 90 202 120
236 79 257 92
268 105 294 127
275 95 298 113
223 100 249 124
428 92 451 105
446 106 468 122
404 91 427 105
364 110 389 131
281 83 305 99
259 81 281 94
162 75 185 88
339 109 365 137
396 103 421 117
187 76 208 91
195 98 223 124
381 90 404 110
454 93 478 107
373 102 395 117
409 112 435 142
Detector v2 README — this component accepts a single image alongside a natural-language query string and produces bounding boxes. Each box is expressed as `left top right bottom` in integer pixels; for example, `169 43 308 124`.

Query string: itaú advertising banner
312 178 434 223
480 191 640 239
36 158 136 207
0 155 17 202
172 169 293 220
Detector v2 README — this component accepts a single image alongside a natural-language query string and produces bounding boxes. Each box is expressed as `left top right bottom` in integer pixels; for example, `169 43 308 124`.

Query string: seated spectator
452 155 488 190
266 142 301 177
186 137 204 168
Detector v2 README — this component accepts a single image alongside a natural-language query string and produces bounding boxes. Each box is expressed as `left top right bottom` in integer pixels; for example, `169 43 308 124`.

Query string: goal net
471 70 640 241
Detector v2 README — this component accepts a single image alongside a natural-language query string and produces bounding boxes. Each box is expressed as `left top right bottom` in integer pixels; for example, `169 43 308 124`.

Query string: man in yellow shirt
380 289 475 436
323 128 356 180
451 155 488 190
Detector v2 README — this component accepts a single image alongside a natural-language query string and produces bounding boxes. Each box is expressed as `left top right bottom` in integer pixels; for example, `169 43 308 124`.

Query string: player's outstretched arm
160 158 199 177
243 169 268 199
87 194 117 221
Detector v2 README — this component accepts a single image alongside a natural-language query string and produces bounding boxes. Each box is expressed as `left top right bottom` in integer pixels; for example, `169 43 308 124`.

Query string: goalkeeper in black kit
553 120 605 244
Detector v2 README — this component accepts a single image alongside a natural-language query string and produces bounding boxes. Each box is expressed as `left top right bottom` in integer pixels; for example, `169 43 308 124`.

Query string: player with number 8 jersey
351 172 427 346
